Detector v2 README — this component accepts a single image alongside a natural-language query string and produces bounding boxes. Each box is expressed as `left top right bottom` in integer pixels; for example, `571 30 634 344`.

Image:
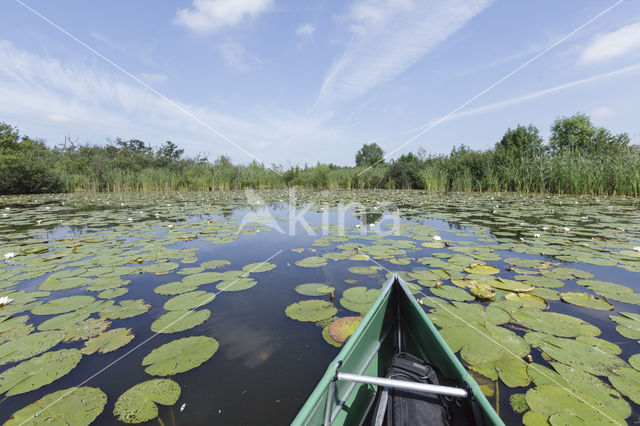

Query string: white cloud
0 40 353 165
296 23 315 37
317 0 493 104
580 21 640 64
174 0 273 34
139 72 168 84
218 42 253 72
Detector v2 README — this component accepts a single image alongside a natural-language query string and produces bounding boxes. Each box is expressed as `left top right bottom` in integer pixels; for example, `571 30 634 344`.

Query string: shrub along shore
1 113 638 195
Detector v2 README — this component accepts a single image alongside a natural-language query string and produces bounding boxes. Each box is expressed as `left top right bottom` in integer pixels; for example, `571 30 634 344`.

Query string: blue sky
1 0 639 166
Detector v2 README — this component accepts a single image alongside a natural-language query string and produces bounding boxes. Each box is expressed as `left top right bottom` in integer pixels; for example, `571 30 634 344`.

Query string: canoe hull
292 276 503 426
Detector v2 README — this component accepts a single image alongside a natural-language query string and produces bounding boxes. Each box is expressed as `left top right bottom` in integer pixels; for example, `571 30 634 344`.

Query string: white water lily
355 224 361 228
563 227 570 232
369 223 375 228
4 252 15 260
168 224 174 229
1 213 7 217
541 226 549 231
127 217 133 222
534 233 541 238
0 296 12 306
432 235 442 241
633 247 640 252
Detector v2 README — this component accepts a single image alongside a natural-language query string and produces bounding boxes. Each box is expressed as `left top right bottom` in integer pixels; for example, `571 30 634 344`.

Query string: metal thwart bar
336 372 468 398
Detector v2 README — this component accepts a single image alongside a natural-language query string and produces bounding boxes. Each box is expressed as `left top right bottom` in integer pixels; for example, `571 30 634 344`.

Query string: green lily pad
491 277 533 293
560 292 614 310
348 266 382 275
509 393 529 414
38 276 86 291
608 368 640 404
113 379 181 424
322 324 342 347
150 309 210 333
0 349 82 396
98 287 128 299
181 272 223 286
31 295 95 316
464 264 499 275
505 293 547 309
295 283 335 296
163 291 215 311
511 307 600 337
5 387 107 425
154 281 199 295
242 262 276 273
81 328 134 355
98 299 150 319
37 311 91 331
142 262 179 275
629 354 640 370
525 332 627 375
0 330 64 366
525 362 630 424
215 277 257 292
200 259 230 269
610 312 640 342
0 315 33 343
60 318 111 342
286 300 337 322
469 283 496 300
142 336 218 376
340 287 381 315
328 316 362 343
430 285 474 301
295 256 327 268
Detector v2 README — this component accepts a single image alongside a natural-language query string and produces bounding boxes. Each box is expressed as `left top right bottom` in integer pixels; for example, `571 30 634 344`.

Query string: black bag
367 352 450 426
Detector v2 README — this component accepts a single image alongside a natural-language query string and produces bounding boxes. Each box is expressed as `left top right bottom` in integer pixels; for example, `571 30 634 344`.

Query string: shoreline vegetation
1 113 638 196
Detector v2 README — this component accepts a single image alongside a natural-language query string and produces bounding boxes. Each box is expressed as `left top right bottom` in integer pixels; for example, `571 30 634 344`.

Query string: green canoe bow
292 275 503 425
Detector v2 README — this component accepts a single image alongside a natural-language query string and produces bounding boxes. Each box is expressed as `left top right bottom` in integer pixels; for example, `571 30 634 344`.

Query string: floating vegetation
113 379 180 424
5 387 107 425
2 190 640 424
142 336 218 376
285 300 337 322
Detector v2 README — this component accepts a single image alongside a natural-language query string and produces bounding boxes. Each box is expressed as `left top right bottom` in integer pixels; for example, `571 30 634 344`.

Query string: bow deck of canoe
293 275 503 425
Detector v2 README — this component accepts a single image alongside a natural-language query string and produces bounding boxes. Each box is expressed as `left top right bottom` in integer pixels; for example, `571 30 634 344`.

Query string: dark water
0 190 639 425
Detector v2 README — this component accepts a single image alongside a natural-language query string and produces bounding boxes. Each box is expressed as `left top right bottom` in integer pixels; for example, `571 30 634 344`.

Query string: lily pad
154 281 199 295
295 283 335 297
525 332 627 375
163 291 215 311
113 379 181 424
5 387 107 425
285 300 337 322
430 285 474 302
469 283 496 300
295 256 327 268
142 336 218 376
511 307 600 338
0 330 64 366
328 316 362 343
504 293 547 309
200 259 230 269
560 292 614 310
0 349 82 396
150 309 210 333
608 367 640 404
242 262 276 273
464 264 499 275
81 328 134 355
37 311 91 331
98 299 150 319
38 276 86 291
348 266 382 275
216 277 257 292
340 287 381 315
610 312 640 342
60 318 111 342
98 288 128 299
31 295 95 316
491 277 533 293
322 324 342 347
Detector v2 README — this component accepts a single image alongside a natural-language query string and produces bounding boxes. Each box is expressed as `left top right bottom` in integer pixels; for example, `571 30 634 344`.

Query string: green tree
355 143 384 167
0 122 20 152
156 141 184 160
385 153 422 189
549 113 630 155
496 124 544 157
